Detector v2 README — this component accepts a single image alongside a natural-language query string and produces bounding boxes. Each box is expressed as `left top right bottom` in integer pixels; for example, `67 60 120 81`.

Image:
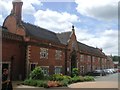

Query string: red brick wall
66 31 79 75
28 44 65 75
2 39 25 80
3 15 25 36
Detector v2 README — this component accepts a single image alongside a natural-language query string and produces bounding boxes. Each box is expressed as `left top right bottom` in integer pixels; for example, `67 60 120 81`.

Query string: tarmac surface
68 73 118 88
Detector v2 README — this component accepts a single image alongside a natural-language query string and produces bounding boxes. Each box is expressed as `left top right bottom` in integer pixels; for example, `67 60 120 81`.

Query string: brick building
2 0 114 80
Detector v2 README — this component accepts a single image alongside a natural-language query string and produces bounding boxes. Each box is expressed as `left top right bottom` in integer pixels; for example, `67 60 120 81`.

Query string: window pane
40 48 48 59
55 67 62 74
55 50 62 60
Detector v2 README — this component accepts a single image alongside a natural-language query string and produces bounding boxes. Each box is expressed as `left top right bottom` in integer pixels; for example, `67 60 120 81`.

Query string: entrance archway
71 50 77 73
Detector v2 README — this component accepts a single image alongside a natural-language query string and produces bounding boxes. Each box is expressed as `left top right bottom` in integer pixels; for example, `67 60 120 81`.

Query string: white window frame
102 58 104 64
87 64 91 72
98 58 100 63
87 56 91 61
54 66 62 74
80 66 84 74
40 48 48 59
80 55 84 62
55 50 62 60
92 56 95 62
40 66 49 76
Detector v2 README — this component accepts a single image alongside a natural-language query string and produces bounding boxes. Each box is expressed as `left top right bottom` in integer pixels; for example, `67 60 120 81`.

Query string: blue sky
0 0 118 55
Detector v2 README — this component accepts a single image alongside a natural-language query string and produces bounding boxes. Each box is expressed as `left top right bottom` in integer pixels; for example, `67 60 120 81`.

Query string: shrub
23 79 31 85
29 80 37 86
63 76 72 84
60 79 69 86
36 80 47 87
43 83 49 88
71 76 84 83
23 79 48 87
71 68 79 77
24 79 37 86
84 76 95 81
50 74 64 81
29 67 44 80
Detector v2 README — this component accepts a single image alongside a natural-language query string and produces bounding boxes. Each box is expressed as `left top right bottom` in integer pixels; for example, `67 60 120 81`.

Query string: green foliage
24 79 48 87
23 79 31 85
71 76 84 83
84 76 95 81
24 73 95 88
43 83 49 88
24 79 37 86
29 67 44 80
60 79 69 86
50 74 64 81
112 56 120 61
71 68 79 77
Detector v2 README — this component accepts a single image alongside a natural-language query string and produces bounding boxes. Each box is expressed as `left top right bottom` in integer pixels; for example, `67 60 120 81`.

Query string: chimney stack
12 0 23 25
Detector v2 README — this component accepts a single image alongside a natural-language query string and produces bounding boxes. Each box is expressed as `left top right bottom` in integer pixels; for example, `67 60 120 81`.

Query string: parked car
118 69 120 73
86 70 106 76
103 69 110 75
94 70 107 76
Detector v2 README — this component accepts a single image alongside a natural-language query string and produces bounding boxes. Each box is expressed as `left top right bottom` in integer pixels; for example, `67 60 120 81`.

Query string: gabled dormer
57 25 78 52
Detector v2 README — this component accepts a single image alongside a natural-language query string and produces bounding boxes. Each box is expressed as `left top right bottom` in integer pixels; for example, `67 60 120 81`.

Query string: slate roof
1 26 8 32
2 27 23 41
2 22 107 57
57 31 72 45
78 42 106 57
22 22 60 43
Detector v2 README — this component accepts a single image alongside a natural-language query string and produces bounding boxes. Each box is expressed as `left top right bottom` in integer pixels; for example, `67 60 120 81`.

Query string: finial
72 25 74 30
72 25 75 32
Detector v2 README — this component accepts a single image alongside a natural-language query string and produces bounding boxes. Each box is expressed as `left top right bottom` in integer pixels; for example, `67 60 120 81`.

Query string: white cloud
0 15 4 25
34 9 79 32
76 28 118 55
75 0 118 21
0 0 12 15
22 0 42 15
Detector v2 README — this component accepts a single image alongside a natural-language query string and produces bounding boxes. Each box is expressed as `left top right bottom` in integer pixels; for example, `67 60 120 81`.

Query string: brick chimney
12 0 23 25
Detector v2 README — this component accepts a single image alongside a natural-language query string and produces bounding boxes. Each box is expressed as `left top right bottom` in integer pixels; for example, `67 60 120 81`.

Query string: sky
0 0 118 55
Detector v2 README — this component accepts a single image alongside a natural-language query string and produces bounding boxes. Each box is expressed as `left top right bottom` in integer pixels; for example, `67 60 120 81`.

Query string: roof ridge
22 21 57 35
57 31 72 34
78 41 96 49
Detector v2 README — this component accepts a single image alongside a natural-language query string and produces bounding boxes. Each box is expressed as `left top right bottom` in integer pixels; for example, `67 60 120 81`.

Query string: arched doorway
71 50 77 73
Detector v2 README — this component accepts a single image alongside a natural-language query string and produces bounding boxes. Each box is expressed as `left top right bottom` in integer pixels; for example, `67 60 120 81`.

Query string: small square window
40 48 48 59
55 50 62 60
55 67 62 74
41 67 49 76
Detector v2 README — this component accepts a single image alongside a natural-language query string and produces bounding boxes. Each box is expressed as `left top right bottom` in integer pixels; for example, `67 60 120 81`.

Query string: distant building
106 56 114 69
113 61 119 68
2 0 113 80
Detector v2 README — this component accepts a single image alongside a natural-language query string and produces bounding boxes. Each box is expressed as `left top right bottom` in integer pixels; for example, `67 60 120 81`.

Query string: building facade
2 0 114 80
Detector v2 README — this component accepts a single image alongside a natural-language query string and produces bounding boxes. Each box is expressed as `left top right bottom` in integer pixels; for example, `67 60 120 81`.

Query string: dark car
86 70 106 76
